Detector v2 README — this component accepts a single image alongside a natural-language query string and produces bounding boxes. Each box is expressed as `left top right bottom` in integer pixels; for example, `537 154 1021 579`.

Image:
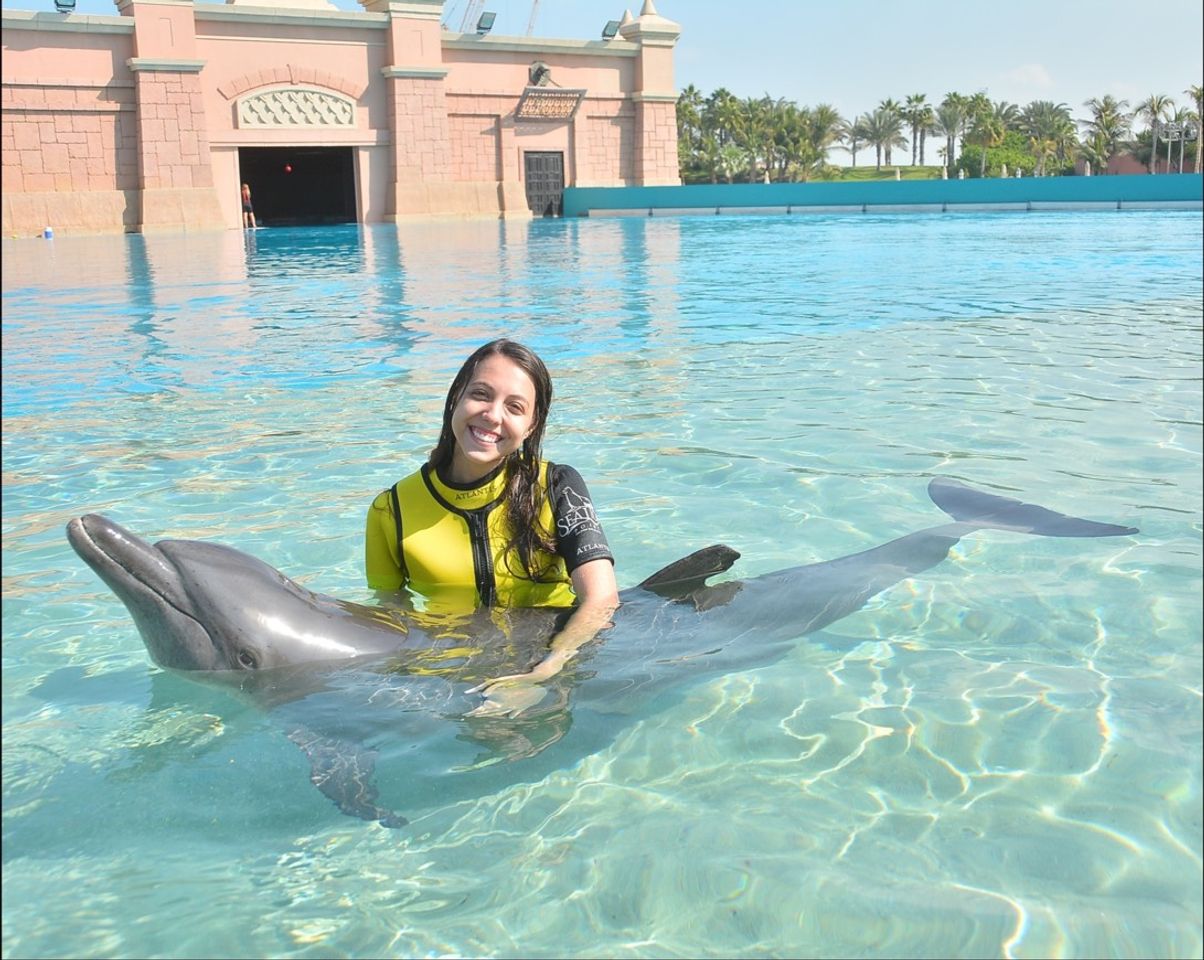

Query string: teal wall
562 174 1204 217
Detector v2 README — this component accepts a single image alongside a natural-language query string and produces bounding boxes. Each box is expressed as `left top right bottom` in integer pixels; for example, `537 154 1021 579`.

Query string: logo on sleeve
557 487 602 537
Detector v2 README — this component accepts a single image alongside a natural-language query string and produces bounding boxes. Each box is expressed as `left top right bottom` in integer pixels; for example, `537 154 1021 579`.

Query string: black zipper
420 465 502 607
465 510 498 607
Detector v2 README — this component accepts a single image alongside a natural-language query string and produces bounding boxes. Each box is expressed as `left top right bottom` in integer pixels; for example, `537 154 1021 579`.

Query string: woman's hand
465 675 551 717
466 559 618 718
465 651 568 717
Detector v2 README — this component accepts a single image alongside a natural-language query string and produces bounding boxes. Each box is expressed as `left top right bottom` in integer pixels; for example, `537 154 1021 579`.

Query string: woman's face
447 354 538 484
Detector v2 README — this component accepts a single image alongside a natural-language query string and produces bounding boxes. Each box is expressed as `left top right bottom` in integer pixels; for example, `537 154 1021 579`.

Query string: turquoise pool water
3 213 1201 959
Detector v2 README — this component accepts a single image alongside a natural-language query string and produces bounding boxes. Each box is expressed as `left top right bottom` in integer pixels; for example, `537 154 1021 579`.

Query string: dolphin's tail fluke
927 478 1138 538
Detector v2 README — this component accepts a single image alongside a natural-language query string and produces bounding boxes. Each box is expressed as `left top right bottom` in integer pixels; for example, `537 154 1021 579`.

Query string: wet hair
429 339 557 581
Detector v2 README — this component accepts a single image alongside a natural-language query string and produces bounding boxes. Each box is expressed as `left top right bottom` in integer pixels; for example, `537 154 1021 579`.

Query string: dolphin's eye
237 650 258 669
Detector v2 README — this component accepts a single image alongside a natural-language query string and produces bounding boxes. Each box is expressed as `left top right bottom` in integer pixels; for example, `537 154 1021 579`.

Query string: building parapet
193 4 387 27
381 67 449 79
443 35 639 58
127 58 206 72
2 10 133 33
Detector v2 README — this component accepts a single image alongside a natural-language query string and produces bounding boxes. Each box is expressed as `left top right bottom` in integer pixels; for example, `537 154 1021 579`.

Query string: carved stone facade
237 88 357 128
1 0 681 235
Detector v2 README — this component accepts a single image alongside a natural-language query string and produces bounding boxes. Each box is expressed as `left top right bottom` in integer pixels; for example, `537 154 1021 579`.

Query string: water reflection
3 213 1200 413
243 223 366 280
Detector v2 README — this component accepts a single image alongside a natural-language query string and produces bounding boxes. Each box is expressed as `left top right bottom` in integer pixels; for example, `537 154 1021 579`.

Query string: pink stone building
2 0 681 235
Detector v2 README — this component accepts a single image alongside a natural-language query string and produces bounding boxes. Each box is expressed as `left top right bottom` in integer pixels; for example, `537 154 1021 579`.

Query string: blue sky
6 0 1202 125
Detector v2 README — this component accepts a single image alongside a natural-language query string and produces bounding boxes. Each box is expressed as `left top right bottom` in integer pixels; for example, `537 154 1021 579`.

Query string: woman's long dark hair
428 339 557 581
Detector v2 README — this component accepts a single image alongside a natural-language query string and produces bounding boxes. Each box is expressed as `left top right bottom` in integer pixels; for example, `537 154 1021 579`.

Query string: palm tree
1168 106 1194 172
903 93 928 165
1186 83 1203 173
1049 110 1079 172
1080 96 1132 171
1078 132 1110 176
964 96 1007 177
1030 137 1059 177
718 143 747 184
676 85 704 146
777 104 830 182
767 99 786 180
807 103 845 172
1020 101 1076 175
993 100 1021 131
936 93 969 173
961 92 994 175
703 88 742 150
1135 94 1174 172
840 113 871 168
863 106 907 172
739 95 778 183
1188 84 1204 117
915 103 936 165
765 99 799 181
697 133 722 184
876 99 907 166
675 83 704 179
781 103 813 181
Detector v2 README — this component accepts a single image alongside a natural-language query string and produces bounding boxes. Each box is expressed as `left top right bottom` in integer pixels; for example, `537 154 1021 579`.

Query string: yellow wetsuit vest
364 460 577 611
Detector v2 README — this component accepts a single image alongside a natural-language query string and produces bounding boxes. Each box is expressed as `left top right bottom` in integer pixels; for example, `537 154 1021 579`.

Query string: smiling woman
364 338 620 715
446 351 541 485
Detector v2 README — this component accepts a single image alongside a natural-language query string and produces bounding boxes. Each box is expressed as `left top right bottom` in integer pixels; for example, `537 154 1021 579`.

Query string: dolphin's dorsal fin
636 544 741 598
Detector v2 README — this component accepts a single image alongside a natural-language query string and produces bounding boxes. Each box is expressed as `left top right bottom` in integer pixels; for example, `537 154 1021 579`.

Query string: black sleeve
548 463 614 574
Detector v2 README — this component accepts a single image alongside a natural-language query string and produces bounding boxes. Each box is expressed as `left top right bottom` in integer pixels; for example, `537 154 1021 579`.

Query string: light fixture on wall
601 20 621 40
528 61 552 87
53 0 76 12
475 12 496 35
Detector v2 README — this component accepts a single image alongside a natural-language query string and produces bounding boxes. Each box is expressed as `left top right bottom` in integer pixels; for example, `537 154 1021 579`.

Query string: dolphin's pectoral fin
637 544 741 598
286 728 408 829
927 478 1138 537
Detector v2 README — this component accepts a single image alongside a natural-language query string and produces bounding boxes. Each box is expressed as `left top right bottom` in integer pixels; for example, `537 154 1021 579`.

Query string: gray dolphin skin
66 478 1137 828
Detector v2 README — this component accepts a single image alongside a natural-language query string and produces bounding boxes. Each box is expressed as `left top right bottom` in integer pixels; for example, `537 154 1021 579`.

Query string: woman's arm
530 557 619 675
365 488 405 591
467 557 618 717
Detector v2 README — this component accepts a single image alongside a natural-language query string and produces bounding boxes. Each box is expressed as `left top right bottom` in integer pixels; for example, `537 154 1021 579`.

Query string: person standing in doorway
241 183 256 229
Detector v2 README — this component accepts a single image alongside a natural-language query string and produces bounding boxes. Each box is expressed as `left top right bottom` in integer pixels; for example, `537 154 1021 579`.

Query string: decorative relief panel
237 88 355 128
515 87 586 122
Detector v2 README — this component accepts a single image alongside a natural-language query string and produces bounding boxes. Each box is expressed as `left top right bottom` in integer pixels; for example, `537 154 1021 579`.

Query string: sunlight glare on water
2 212 1201 959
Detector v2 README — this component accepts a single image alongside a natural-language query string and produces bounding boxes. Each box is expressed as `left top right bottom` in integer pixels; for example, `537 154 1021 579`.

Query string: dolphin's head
66 515 387 672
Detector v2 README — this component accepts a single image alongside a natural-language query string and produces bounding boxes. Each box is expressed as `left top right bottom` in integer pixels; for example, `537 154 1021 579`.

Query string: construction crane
448 1 541 36
455 0 487 32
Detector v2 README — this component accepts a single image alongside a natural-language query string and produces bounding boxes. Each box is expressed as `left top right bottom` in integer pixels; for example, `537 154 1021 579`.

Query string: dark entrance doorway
237 146 357 226
524 152 565 217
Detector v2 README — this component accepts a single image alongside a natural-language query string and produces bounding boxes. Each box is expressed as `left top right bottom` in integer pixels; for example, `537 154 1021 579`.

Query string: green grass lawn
826 165 946 181
681 165 951 185
683 166 948 185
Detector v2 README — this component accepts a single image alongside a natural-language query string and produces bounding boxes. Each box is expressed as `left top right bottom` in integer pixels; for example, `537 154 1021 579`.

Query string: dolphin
66 478 1137 828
